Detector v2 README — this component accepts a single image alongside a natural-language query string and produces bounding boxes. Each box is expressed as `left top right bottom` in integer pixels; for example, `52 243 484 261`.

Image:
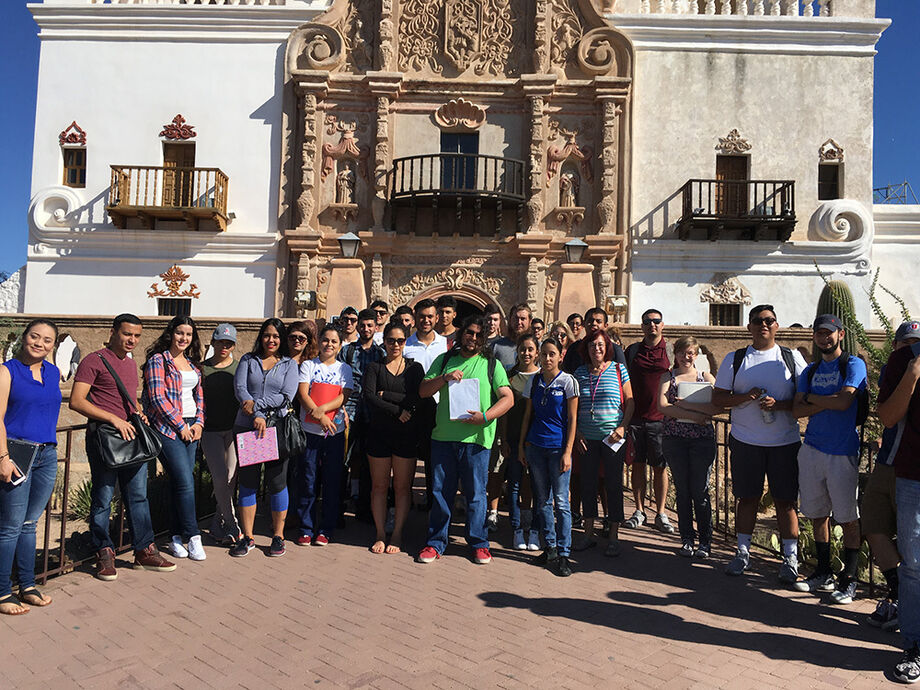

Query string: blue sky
0 1 917 275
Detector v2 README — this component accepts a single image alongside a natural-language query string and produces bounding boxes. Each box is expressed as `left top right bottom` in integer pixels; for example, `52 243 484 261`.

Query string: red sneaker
417 546 440 563
314 534 329 546
296 535 312 546
473 547 492 565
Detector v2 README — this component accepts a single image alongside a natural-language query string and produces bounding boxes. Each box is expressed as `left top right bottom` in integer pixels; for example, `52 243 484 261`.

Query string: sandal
0 594 30 616
385 538 402 555
370 540 386 554
19 587 52 607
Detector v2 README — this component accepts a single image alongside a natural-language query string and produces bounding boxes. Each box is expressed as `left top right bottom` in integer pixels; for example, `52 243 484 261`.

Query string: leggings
237 457 289 511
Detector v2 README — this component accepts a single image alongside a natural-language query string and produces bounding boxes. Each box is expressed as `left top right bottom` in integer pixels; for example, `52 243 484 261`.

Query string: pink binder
235 427 280 466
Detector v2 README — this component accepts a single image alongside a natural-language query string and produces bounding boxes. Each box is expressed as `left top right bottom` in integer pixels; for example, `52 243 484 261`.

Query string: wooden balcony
106 165 229 231
676 179 796 241
389 153 526 236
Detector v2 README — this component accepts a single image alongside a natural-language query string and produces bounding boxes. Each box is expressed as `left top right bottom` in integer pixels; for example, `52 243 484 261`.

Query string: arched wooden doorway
408 286 501 322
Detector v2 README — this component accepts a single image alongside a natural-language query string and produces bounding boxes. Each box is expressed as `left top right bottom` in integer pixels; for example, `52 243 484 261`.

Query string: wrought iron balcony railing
106 165 229 231
389 153 526 236
676 179 796 241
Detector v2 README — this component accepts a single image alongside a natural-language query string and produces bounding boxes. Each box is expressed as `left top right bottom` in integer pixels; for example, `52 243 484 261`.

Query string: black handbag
265 395 307 462
86 354 163 470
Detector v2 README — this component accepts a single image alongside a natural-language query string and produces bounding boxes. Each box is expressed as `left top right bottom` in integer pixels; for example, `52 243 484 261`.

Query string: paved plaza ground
2 501 905 689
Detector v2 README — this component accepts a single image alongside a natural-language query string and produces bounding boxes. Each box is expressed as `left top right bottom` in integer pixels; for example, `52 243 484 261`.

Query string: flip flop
0 594 30 616
370 540 386 554
385 543 402 554
19 588 51 607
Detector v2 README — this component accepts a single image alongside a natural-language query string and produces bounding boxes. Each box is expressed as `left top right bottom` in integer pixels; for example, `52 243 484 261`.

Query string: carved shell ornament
434 98 487 131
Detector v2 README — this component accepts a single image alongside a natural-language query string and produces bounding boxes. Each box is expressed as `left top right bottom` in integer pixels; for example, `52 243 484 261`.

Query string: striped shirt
573 362 629 441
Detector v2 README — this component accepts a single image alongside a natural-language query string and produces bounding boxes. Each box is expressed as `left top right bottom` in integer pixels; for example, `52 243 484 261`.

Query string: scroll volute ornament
576 28 626 77
287 23 345 74
434 98 487 131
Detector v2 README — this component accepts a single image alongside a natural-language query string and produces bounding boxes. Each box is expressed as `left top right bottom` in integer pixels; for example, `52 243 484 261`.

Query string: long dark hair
146 316 202 366
251 318 289 358
287 320 317 361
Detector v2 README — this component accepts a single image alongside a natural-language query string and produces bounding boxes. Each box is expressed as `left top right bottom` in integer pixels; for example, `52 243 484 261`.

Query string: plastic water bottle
759 392 775 424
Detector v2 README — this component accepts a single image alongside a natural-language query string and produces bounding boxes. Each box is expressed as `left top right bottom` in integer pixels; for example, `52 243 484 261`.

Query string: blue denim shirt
338 341 384 421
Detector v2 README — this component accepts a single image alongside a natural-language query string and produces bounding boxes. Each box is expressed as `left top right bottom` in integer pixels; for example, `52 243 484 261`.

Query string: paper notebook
236 427 279 467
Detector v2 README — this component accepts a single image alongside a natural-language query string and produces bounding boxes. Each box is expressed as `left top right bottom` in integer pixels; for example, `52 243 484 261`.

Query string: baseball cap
212 323 237 343
895 321 920 342
813 314 843 332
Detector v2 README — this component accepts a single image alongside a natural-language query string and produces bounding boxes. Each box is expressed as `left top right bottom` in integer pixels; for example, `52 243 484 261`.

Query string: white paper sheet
448 378 480 420
603 436 626 452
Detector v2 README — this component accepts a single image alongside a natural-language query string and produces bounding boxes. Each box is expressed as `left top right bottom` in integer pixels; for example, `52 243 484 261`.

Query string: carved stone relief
334 0 376 72
160 114 196 141
290 25 346 72
388 265 505 307
550 0 583 70
819 138 844 162
434 98 487 131
576 28 620 76
717 129 752 154
59 121 87 147
378 0 396 70
699 274 752 305
297 92 320 228
370 253 384 301
547 119 594 183
596 99 621 234
397 0 524 77
321 115 370 181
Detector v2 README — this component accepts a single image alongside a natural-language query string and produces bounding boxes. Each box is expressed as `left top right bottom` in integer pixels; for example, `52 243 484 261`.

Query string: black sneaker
269 536 286 557
893 645 920 684
534 546 559 566
555 556 573 578
229 536 255 558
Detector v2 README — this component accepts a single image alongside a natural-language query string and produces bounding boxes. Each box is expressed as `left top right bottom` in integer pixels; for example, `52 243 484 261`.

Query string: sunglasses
751 317 777 326
642 318 663 325
373 309 387 315
464 330 485 340
342 316 358 323
385 337 406 346
288 335 308 343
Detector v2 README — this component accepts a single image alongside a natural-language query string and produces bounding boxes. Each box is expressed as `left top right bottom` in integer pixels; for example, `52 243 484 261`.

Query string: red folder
304 382 343 424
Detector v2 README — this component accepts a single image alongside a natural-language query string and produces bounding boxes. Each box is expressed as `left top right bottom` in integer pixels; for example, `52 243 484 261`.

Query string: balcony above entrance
676 179 796 242
106 165 229 232
389 153 526 236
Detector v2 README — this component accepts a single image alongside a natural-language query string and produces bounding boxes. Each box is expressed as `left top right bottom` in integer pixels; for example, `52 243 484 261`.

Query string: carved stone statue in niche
336 166 356 205
559 170 579 208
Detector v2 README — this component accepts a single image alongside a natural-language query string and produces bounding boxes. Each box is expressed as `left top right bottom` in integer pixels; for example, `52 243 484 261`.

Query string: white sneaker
187 535 206 561
167 535 188 559
513 529 527 550
527 530 541 551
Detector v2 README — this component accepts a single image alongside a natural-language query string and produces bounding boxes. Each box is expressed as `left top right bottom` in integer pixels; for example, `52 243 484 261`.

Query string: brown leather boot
95 547 117 581
133 543 177 572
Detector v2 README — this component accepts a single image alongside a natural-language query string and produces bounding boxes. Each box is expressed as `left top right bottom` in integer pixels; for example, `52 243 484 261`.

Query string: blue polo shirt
524 371 579 449
799 355 867 456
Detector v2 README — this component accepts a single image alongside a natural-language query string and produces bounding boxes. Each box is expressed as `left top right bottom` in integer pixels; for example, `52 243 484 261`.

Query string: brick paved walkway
3 503 903 689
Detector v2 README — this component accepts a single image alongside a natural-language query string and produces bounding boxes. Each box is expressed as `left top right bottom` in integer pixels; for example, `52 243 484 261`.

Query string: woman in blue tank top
0 319 62 615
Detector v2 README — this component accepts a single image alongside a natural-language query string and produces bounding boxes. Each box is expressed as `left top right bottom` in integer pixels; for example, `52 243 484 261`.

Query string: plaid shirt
142 351 205 439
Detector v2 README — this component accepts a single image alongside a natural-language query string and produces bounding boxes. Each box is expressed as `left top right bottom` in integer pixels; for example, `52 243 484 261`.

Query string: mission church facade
23 0 913 327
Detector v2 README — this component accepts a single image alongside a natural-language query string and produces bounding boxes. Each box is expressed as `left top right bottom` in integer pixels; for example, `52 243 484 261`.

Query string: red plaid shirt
142 351 205 439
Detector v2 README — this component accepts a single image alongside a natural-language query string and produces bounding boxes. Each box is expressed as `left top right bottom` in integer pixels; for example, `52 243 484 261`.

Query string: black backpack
436 346 500 404
804 352 870 427
730 346 798 393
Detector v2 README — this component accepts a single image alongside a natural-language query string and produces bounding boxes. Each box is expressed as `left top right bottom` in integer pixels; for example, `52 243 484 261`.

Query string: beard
818 344 839 356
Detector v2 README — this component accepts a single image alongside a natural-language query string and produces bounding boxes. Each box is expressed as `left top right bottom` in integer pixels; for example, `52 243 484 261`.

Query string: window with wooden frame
709 304 742 327
818 163 842 200
63 148 86 188
157 298 191 317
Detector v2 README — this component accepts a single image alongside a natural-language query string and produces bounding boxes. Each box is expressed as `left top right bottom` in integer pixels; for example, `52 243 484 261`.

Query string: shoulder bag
265 395 308 461
86 354 163 470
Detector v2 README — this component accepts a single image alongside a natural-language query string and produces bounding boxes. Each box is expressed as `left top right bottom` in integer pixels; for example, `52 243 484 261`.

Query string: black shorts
365 425 418 459
728 436 799 503
629 421 667 468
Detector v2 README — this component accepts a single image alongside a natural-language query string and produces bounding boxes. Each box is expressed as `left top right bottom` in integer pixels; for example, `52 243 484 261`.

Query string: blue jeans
663 436 715 546
897 478 920 647
505 445 529 531
427 440 490 553
526 444 572 557
156 426 200 539
87 435 155 552
295 431 345 538
0 445 58 596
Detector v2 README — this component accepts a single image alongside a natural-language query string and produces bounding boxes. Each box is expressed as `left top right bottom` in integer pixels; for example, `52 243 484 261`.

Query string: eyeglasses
751 317 777 326
384 337 406 346
642 318 663 325
288 335 308 343
464 330 485 340
373 309 387 315
342 316 358 323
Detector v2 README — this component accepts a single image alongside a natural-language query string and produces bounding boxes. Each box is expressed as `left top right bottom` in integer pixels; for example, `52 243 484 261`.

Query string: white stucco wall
870 204 920 327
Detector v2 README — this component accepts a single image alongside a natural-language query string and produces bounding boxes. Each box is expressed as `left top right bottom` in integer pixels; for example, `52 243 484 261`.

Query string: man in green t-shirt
416 315 514 565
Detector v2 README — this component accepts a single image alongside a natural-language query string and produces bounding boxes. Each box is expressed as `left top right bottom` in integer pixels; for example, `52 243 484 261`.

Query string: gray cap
896 321 920 342
212 323 237 343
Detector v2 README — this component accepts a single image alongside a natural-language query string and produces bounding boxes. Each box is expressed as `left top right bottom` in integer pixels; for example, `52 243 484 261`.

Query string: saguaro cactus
814 280 859 357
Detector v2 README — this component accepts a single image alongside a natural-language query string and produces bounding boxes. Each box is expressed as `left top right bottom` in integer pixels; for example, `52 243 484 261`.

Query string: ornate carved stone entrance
279 0 633 322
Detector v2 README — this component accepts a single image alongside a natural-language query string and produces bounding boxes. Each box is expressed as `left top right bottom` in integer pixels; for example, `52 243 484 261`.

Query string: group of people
1 298 920 683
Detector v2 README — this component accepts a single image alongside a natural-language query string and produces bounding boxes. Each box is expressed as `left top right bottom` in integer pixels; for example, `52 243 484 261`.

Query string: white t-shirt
713 344 808 447
403 331 448 373
373 331 384 345
180 369 199 419
298 358 354 436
